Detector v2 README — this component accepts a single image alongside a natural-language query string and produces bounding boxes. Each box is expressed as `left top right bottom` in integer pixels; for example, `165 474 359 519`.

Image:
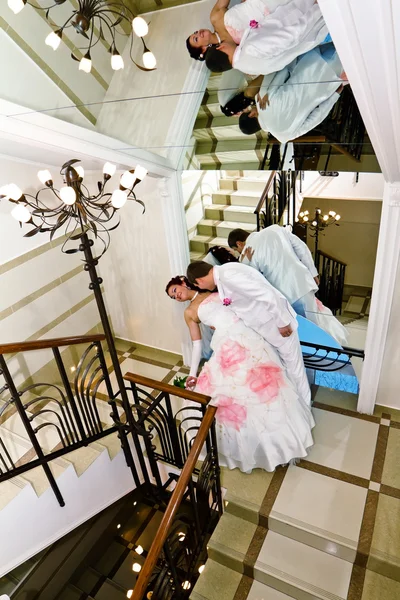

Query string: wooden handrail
131 404 218 600
254 170 276 215
0 334 106 355
317 250 347 267
124 372 211 405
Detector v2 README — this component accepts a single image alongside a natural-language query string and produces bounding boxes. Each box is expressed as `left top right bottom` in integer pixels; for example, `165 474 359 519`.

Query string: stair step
76 566 102 594
190 559 243 600
219 178 270 192
197 219 256 238
96 577 129 600
91 432 121 461
208 512 257 573
190 251 206 262
221 466 274 525
253 531 353 600
212 191 261 207
190 235 229 254
0 479 27 511
59 583 91 600
205 204 257 224
247 581 296 599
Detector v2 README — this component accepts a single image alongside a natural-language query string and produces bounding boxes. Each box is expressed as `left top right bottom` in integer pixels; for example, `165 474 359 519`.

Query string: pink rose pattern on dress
215 396 247 431
246 363 284 403
223 297 232 306
218 340 248 375
196 368 213 396
249 19 259 28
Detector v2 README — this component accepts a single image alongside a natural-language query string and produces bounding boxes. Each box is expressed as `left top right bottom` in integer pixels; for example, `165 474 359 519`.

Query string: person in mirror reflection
234 47 347 143
186 261 311 407
228 226 348 345
166 271 314 474
186 0 328 77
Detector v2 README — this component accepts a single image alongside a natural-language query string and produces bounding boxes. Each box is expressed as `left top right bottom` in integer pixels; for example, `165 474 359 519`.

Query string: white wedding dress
191 294 314 473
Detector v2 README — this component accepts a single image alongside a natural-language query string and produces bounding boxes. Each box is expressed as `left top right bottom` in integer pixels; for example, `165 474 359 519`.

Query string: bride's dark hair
186 37 206 61
165 275 203 296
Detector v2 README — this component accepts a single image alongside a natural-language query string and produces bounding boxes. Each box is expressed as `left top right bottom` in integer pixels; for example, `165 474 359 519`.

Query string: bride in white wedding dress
166 279 314 474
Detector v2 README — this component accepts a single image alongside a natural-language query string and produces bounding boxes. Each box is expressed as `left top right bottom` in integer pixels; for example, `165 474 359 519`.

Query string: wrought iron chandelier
7 0 156 73
298 207 341 258
0 159 147 256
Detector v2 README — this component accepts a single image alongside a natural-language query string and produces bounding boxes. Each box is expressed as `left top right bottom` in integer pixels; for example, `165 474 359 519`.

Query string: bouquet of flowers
173 375 188 388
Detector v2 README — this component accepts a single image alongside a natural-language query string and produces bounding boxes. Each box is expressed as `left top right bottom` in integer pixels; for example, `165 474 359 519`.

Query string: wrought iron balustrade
0 334 135 506
316 250 347 315
254 170 300 231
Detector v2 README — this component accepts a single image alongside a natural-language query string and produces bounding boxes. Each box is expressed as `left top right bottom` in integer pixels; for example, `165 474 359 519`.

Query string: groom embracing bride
186 260 311 406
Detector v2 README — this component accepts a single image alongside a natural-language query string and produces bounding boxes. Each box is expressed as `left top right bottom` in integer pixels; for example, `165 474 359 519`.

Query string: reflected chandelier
7 0 156 73
0 159 147 256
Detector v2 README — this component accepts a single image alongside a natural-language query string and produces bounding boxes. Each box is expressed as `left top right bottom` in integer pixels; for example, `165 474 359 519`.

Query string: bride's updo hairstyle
186 37 206 61
205 46 232 73
165 275 202 297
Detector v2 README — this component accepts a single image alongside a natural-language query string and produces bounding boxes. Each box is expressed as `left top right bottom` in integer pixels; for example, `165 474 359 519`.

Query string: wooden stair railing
0 333 105 355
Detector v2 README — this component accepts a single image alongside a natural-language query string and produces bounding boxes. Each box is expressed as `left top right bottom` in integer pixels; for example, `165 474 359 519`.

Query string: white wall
302 172 384 201
96 0 213 158
100 175 182 353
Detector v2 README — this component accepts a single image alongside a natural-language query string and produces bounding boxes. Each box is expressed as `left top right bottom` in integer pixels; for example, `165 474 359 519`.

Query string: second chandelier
7 0 157 73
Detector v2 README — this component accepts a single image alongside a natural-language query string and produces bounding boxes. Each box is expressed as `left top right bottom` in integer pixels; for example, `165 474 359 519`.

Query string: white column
160 173 192 365
357 182 400 413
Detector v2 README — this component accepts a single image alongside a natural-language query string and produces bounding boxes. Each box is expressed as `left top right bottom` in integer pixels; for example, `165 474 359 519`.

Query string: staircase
189 174 267 262
0 393 122 515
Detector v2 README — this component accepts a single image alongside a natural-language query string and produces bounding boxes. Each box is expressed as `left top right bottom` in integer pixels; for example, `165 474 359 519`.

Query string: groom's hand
278 324 293 338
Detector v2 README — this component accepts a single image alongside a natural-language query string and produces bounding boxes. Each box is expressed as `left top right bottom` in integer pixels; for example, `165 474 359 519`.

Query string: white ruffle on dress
192 294 314 473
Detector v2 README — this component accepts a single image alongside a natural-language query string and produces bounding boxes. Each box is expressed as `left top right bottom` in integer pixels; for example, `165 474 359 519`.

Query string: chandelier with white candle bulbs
7 0 156 73
0 159 147 256
297 207 341 259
